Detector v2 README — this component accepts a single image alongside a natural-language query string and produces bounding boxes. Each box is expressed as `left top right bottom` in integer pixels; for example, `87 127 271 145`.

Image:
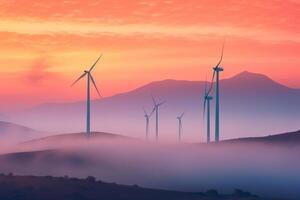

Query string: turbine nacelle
205 95 213 100
156 102 165 107
151 95 165 142
213 67 224 72
177 112 184 120
151 96 165 109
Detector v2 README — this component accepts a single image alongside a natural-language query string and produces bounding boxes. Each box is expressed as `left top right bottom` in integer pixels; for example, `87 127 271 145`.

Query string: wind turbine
143 107 155 140
203 79 213 143
176 112 184 143
71 55 102 138
151 96 165 142
208 42 225 143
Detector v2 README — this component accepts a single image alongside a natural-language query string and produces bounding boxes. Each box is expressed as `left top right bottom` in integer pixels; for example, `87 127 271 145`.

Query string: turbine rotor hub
213 67 224 72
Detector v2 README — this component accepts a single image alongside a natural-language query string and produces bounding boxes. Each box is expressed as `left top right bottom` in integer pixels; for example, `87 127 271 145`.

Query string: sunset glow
1 0 300 110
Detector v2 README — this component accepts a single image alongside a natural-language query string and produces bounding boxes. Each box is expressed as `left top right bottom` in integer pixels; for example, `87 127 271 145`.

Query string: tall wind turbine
203 80 213 143
176 112 184 143
208 43 225 143
143 107 155 140
71 55 102 138
151 96 165 142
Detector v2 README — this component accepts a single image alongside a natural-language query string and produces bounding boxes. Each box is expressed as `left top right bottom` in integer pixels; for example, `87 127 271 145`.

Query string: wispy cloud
23 58 58 86
0 0 299 43
0 19 299 44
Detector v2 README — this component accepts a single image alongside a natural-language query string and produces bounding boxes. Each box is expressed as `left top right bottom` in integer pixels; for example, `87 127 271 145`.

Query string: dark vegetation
0 173 269 200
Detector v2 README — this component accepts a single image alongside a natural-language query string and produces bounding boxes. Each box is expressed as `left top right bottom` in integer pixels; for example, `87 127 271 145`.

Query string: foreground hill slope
0 173 278 200
223 130 300 145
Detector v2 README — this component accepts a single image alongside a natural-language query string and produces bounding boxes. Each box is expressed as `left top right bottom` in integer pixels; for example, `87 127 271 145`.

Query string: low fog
0 137 299 199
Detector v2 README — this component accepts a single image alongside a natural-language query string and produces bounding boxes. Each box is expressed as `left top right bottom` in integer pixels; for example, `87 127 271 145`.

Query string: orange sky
0 0 300 111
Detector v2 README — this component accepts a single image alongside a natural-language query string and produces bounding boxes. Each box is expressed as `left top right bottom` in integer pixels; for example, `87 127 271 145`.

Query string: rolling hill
20 131 134 150
0 121 42 143
0 129 299 199
20 128 300 148
223 129 300 146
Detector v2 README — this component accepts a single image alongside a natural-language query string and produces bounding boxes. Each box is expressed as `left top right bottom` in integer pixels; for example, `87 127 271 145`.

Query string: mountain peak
229 71 275 83
233 71 269 79
225 71 290 91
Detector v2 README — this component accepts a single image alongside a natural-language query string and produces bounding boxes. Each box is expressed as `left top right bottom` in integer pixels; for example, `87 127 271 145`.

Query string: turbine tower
176 112 184 143
151 96 165 142
143 107 155 140
203 80 213 143
71 55 102 138
209 43 225 143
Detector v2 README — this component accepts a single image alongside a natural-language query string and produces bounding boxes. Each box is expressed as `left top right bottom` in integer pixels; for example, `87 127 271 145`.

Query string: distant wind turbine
203 79 213 143
71 55 102 138
151 96 165 142
143 107 155 140
208 42 225 143
176 112 184 143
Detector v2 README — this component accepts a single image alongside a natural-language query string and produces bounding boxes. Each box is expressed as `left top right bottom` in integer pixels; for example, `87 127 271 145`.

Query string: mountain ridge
0 121 43 143
31 71 299 108
8 71 300 140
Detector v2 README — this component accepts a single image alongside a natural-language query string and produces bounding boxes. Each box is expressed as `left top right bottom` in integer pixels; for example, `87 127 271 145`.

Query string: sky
0 0 300 111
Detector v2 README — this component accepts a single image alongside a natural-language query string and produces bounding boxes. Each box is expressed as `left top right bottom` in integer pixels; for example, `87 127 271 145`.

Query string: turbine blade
215 41 225 68
207 70 216 94
180 112 185 118
204 74 208 95
150 107 156 116
71 72 87 86
151 95 157 106
89 54 102 72
90 74 101 97
143 107 148 116
158 101 166 106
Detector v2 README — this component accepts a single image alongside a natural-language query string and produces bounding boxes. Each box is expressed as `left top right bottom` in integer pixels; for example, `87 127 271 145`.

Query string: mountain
8 71 300 141
0 121 42 143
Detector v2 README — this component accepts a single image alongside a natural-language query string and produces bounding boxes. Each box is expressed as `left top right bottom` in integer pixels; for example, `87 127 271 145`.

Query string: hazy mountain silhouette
9 71 300 141
0 121 42 143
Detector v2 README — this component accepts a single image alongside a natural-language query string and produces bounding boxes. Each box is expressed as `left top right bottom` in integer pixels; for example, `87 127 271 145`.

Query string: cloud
0 19 299 44
0 0 299 44
24 58 58 86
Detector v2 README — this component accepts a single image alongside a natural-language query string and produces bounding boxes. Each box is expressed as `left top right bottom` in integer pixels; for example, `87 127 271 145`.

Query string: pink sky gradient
0 0 299 110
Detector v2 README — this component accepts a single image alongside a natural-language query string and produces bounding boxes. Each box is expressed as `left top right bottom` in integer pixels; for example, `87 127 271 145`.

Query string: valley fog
0 139 299 199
